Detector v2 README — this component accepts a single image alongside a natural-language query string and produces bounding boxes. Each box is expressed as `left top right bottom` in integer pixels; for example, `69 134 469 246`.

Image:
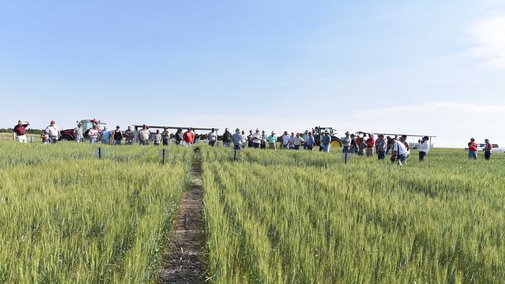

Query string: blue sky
1 0 504 147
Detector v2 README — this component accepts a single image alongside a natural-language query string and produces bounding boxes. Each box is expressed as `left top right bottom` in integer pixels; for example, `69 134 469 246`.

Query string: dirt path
158 149 206 283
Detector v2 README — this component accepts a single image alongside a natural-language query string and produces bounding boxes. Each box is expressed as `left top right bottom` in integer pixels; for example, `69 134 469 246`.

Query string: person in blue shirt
304 132 315 150
321 131 331 153
101 126 112 144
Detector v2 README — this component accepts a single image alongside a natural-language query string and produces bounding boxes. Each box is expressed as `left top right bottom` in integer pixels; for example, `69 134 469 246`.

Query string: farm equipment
60 119 105 140
312 126 343 148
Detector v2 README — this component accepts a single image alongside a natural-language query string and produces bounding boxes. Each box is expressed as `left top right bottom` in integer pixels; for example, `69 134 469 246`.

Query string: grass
201 146 505 283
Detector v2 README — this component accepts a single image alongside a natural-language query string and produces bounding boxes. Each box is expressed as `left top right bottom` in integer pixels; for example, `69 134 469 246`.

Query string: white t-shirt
419 141 430 153
46 125 59 137
293 137 304 146
88 128 98 139
208 131 217 142
252 132 262 144
393 141 408 155
282 135 290 145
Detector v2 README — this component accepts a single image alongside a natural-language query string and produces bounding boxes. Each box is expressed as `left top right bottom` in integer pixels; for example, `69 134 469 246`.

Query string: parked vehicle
477 143 505 153
60 119 105 140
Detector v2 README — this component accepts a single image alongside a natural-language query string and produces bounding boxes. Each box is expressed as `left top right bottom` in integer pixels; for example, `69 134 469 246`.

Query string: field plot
202 147 505 283
0 142 192 283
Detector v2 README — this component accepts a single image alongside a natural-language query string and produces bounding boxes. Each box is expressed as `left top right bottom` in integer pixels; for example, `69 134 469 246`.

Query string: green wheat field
0 140 503 283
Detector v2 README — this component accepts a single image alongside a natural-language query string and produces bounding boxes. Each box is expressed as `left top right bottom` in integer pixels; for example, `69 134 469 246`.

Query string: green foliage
201 147 505 283
0 142 192 283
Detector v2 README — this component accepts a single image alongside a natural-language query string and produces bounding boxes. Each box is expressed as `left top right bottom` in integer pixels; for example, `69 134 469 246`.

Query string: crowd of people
10 120 496 163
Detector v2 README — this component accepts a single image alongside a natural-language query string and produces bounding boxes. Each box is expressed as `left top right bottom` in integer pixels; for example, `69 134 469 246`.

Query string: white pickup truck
476 143 505 153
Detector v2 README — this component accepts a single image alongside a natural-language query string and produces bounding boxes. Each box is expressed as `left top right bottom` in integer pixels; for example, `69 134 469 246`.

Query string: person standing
208 128 217 147
183 128 195 146
88 125 99 144
267 131 277 149
304 132 315 150
162 127 170 146
483 139 492 160
222 128 232 147
101 126 112 144
365 133 375 157
252 129 262 148
341 131 351 161
292 133 304 150
174 128 183 145
46 120 60 143
467 138 478 160
321 131 331 153
138 125 151 145
260 130 267 149
349 134 357 156
125 126 135 145
247 130 254 148
13 120 29 143
375 134 386 160
232 128 243 150
356 134 364 156
388 136 408 165
153 129 162 146
74 122 84 143
418 136 430 162
113 126 123 145
40 130 49 144
281 131 290 149
241 130 247 146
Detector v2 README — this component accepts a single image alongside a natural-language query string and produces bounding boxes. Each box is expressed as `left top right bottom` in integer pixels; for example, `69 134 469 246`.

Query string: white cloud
467 15 505 69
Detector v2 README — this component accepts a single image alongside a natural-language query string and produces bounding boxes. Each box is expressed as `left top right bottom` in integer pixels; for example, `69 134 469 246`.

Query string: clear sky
1 0 504 147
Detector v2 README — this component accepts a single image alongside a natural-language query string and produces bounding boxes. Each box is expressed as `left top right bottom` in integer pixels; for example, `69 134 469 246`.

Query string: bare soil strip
158 150 205 283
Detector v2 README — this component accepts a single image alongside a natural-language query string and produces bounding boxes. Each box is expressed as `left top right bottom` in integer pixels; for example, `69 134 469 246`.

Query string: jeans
139 140 147 145
419 151 427 161
115 139 121 145
253 143 260 148
90 138 97 144
468 151 477 160
322 144 330 153
209 140 216 147
163 138 169 146
484 151 491 160
49 137 58 143
378 151 385 160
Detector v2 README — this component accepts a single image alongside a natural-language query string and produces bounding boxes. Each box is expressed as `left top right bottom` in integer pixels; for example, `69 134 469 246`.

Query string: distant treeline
0 128 42 134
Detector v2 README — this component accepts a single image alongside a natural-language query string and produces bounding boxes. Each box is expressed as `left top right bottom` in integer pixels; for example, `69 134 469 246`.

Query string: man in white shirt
281 131 290 149
46 120 60 143
418 136 430 162
138 124 151 145
388 136 408 165
292 133 305 150
252 129 262 148
208 128 217 147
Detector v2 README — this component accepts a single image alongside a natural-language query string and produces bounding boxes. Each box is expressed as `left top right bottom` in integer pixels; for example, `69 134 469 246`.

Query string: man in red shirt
365 133 375 157
183 128 195 146
468 138 478 160
13 120 29 143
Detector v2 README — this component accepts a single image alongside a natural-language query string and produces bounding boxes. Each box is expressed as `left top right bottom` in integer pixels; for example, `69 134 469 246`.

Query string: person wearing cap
13 120 29 143
304 132 315 150
375 134 386 160
113 126 124 145
222 128 232 147
321 131 331 153
138 125 151 145
388 136 408 165
341 131 351 161
281 131 290 149
467 138 478 160
124 126 135 145
267 131 277 150
483 139 492 160
100 126 112 144
45 120 60 143
207 128 217 147
162 127 170 146
418 136 430 162
88 124 99 144
232 128 243 150
252 129 262 148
